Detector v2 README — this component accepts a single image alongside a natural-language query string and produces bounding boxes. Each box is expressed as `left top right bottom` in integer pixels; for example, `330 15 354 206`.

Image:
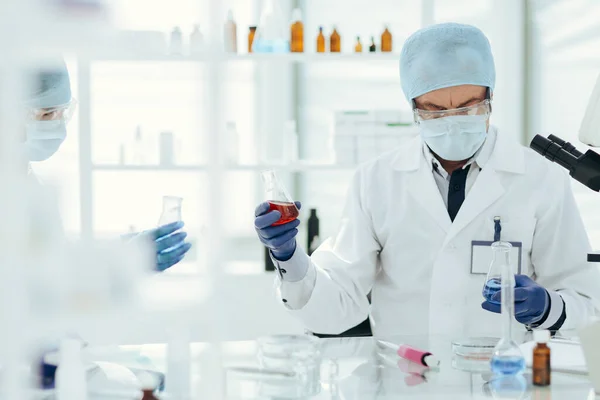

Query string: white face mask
23 120 67 161
419 114 488 161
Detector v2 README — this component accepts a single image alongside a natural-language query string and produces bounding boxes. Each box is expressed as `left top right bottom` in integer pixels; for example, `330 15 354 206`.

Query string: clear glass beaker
158 196 183 226
261 170 299 226
482 242 514 304
252 0 289 53
487 242 525 375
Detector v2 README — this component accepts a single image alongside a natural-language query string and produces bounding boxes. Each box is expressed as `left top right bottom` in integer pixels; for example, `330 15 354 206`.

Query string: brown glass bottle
330 27 341 53
532 330 551 386
290 9 304 52
248 26 257 53
354 36 362 53
381 26 392 52
369 36 376 52
317 26 326 53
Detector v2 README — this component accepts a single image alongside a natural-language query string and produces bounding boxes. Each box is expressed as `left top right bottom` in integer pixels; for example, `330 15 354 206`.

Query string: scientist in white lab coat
23 62 191 271
253 23 600 337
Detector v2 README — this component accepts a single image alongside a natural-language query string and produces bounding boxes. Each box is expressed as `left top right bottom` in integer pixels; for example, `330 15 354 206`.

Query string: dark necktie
447 165 471 222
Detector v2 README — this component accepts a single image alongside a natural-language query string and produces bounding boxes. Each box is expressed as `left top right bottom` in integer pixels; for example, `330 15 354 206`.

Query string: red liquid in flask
268 201 299 226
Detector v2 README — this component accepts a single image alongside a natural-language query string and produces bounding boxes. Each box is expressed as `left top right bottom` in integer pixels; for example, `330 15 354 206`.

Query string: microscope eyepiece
530 135 579 172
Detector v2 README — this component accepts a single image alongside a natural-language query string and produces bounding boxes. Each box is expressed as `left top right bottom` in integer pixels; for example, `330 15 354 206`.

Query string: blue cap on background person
25 60 72 109
399 22 496 103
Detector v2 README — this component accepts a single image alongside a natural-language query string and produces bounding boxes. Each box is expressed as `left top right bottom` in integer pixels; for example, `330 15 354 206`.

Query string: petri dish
452 337 499 359
257 334 321 397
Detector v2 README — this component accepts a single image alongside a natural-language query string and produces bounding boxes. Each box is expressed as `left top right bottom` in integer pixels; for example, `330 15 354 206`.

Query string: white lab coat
278 127 600 337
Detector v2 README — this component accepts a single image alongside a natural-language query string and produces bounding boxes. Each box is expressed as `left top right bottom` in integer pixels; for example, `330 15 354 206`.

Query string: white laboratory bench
121 335 596 399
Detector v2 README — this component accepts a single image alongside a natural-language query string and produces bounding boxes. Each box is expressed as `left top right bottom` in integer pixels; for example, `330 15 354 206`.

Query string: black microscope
529 78 600 262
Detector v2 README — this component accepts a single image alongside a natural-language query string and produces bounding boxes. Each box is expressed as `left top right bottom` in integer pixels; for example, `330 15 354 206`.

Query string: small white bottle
284 120 299 164
170 26 183 55
190 24 204 55
55 339 87 400
224 121 239 165
224 10 238 53
132 125 145 165
159 131 175 166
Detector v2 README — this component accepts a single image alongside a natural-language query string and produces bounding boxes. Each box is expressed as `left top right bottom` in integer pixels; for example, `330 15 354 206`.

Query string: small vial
381 26 393 52
354 36 362 53
330 26 341 53
224 10 238 53
170 26 183 55
290 8 303 52
248 26 257 53
369 36 376 52
316 26 326 53
532 330 551 386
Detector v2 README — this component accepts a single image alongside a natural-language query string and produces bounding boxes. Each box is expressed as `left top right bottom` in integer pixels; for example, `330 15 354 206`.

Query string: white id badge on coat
470 241 522 275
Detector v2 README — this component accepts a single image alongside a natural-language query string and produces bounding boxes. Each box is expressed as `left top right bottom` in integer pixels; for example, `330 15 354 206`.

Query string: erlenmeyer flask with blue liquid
482 241 512 304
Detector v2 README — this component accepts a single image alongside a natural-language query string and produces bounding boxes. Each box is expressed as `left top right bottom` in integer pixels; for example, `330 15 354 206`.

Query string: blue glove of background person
127 221 192 272
481 275 550 325
255 201 301 261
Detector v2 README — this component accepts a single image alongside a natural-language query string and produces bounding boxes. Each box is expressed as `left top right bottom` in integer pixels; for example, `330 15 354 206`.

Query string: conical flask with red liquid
261 170 299 226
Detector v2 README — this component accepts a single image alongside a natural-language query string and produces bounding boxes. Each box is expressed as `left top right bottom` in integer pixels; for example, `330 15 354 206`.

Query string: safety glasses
25 98 78 124
413 99 491 123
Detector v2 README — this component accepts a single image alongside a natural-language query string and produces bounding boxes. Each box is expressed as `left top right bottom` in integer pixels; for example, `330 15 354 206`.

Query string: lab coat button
282 299 288 303
280 268 287 274
453 184 461 191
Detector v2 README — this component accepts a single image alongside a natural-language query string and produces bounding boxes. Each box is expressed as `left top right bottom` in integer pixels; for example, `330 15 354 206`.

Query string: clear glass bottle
283 120 298 164
190 24 204 55
170 26 183 55
224 121 239 165
261 170 299 226
252 0 289 53
487 242 525 375
158 196 183 226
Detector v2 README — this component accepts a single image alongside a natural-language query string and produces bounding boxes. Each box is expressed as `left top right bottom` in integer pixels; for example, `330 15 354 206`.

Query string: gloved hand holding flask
254 170 301 261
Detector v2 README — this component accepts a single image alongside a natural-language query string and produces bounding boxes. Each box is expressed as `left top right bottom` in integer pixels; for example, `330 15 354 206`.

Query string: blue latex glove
254 201 301 261
128 221 192 272
481 275 550 325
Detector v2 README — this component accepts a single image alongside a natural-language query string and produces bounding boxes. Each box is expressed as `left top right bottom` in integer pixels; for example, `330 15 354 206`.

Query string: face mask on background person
23 60 73 162
418 114 488 161
24 120 67 161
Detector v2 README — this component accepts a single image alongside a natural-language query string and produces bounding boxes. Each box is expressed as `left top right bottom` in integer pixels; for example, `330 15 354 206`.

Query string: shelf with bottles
87 3 401 63
91 162 357 172
85 51 402 63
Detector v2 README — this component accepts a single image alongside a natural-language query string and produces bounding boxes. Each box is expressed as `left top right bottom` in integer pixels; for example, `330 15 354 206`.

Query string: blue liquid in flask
482 278 501 304
491 356 525 375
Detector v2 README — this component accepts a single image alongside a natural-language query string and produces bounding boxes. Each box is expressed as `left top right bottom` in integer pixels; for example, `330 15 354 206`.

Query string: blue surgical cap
25 61 72 109
400 23 495 103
